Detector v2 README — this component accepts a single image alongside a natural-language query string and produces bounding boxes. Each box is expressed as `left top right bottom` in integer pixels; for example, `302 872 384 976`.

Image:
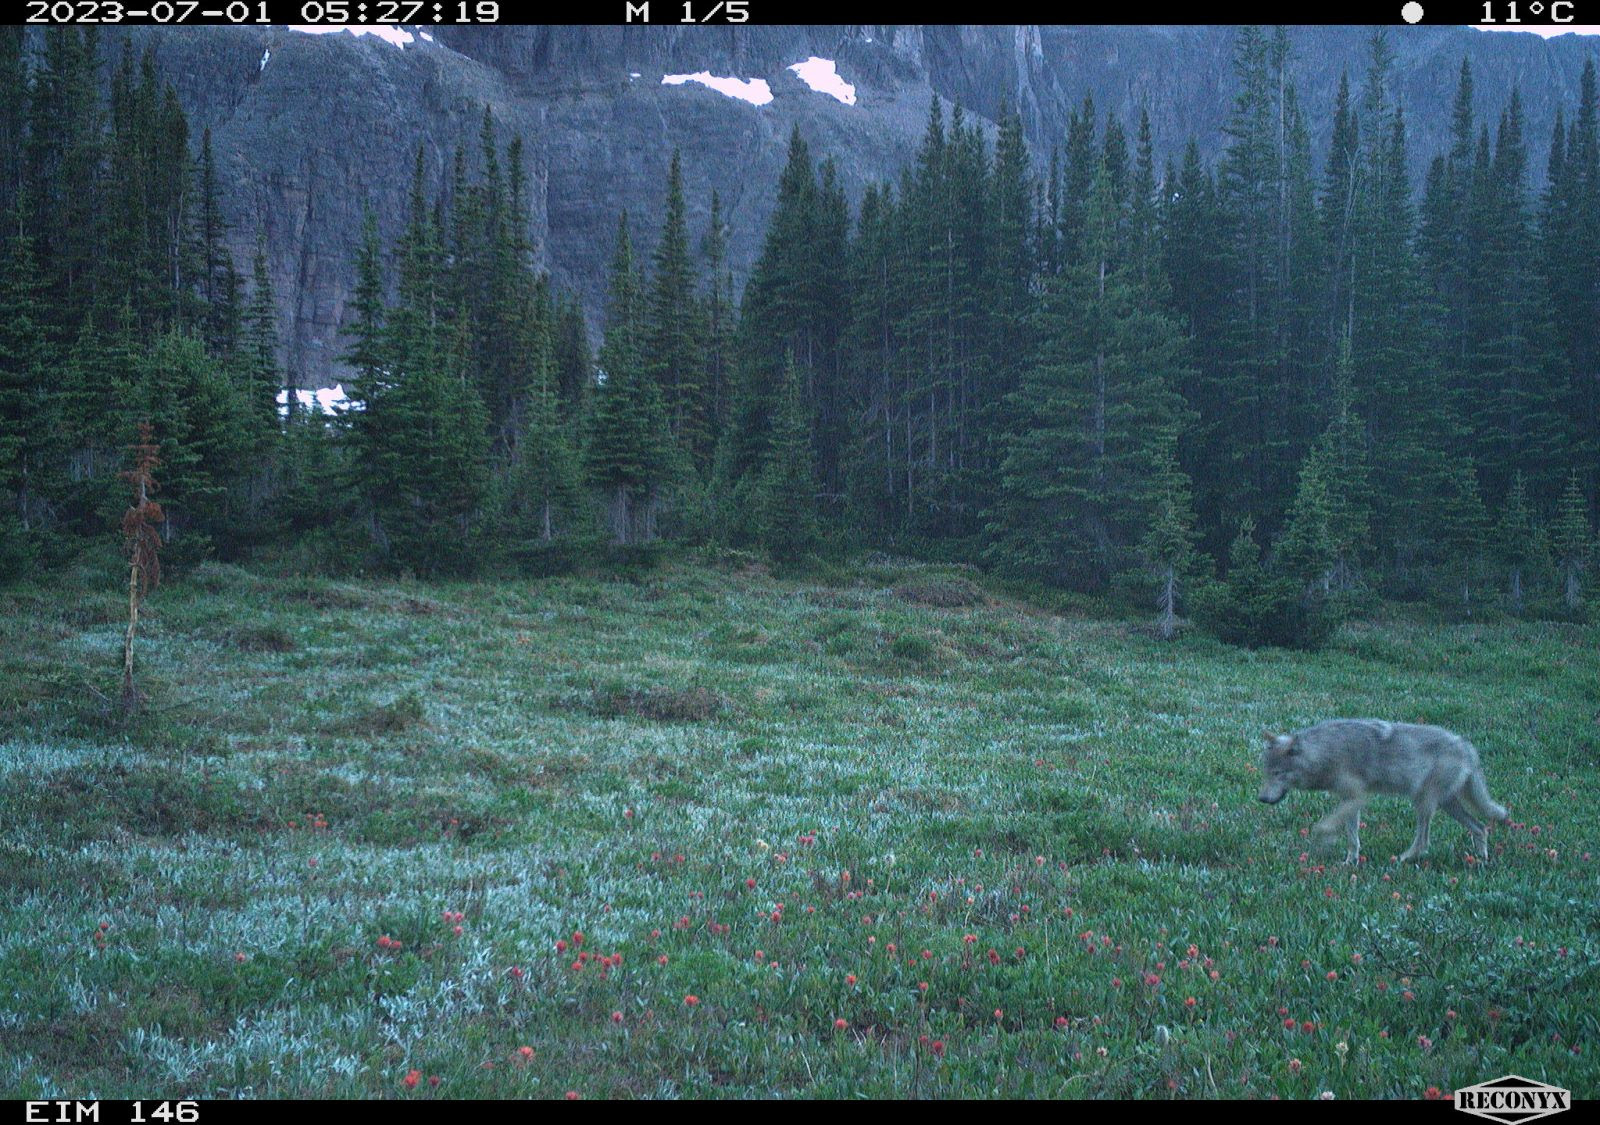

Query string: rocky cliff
100 24 1600 390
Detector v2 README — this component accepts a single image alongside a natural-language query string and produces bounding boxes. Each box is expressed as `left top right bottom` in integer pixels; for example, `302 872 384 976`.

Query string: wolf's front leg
1314 798 1365 864
1313 798 1363 838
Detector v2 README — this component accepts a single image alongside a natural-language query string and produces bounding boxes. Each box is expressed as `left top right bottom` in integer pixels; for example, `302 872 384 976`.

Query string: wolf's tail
1463 768 1509 823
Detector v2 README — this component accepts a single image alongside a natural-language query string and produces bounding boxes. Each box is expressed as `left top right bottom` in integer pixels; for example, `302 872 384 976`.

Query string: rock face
104 24 1599 390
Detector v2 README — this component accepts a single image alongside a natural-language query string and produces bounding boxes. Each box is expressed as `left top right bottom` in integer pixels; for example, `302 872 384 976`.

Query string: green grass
2 554 1596 1099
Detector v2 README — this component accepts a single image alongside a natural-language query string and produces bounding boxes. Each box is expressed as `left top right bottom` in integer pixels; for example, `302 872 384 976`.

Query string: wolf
1257 720 1509 864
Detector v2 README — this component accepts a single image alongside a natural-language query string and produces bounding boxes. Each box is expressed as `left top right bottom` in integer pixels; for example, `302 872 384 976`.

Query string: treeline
574 27 1598 635
2 28 1597 641
0 28 286 574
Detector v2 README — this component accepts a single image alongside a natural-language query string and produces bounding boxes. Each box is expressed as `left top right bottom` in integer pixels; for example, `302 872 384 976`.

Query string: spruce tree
1437 456 1489 613
753 354 820 564
553 294 592 417
1552 471 1591 610
987 159 1190 589
372 307 491 574
132 328 254 561
1493 471 1538 613
242 234 280 434
1317 341 1373 591
503 305 582 548
1140 434 1200 640
728 127 827 486
1277 444 1335 595
700 190 735 447
647 150 709 470
587 213 669 545
0 231 57 552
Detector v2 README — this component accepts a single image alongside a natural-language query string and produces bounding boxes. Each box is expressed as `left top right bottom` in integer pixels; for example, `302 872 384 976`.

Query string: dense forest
1 27 1596 644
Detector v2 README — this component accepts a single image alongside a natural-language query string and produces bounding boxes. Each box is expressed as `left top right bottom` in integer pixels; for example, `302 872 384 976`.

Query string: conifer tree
1277 444 1335 594
647 150 709 470
371 307 491 574
754 354 820 563
729 127 822 484
1493 470 1538 612
987 158 1190 589
1437 455 1489 612
1140 434 1200 640
132 328 254 560
502 303 583 547
1316 341 1373 591
1195 516 1298 648
700 190 735 445
0 231 58 540
242 234 280 434
342 208 388 472
0 28 25 222
26 28 105 336
587 213 669 544
1552 471 1592 610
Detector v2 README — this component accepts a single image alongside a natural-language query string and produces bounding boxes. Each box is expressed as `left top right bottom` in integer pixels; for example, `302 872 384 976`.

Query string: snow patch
276 384 357 416
787 57 855 105
259 47 270 72
420 31 434 43
661 72 772 107
288 25 415 50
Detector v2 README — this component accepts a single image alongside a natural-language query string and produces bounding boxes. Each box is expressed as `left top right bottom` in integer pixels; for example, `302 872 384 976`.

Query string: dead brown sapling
120 421 163 717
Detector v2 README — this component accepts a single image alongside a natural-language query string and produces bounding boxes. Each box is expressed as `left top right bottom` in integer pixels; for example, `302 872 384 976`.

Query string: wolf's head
1258 732 1301 804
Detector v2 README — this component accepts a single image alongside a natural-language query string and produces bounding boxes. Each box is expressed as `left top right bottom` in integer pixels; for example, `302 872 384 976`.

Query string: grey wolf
1257 719 1509 864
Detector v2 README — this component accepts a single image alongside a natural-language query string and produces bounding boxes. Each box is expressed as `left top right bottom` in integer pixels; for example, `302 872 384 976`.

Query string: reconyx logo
1455 1076 1572 1124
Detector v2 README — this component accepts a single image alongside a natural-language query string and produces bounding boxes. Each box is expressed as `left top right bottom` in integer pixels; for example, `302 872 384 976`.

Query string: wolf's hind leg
1343 805 1364 865
1442 796 1489 861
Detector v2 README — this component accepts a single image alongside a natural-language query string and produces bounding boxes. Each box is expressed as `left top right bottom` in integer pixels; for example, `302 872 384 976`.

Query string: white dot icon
1402 1 1424 21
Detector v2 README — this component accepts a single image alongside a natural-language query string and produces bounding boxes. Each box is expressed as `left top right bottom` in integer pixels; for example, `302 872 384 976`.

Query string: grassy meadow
1 552 1596 1099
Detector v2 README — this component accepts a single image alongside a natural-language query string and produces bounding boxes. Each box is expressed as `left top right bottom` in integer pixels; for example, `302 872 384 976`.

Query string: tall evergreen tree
987 159 1191 589
1552 470 1592 609
242 234 280 434
646 150 709 469
700 190 735 448
753 354 821 563
0 232 58 538
1140 433 1201 640
1493 470 1539 612
588 213 669 545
